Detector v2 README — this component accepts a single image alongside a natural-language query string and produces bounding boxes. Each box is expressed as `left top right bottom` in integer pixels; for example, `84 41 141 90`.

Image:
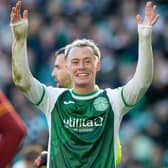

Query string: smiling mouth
77 73 89 77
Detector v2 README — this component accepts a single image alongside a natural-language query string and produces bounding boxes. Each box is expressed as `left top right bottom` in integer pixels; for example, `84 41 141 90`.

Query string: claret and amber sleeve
0 91 26 167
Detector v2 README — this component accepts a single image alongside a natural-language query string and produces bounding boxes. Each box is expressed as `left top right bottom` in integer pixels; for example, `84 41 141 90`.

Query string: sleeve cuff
138 24 152 29
138 24 152 37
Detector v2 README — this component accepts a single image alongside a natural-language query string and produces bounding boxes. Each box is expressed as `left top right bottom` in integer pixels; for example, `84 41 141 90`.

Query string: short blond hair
65 39 101 60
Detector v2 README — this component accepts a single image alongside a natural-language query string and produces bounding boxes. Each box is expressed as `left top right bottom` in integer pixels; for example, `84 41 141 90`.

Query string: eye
71 60 79 65
85 59 91 64
54 65 60 70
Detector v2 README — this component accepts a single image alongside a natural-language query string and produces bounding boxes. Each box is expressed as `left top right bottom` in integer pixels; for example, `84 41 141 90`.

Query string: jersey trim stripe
121 87 135 107
71 85 99 97
35 85 45 105
70 90 104 100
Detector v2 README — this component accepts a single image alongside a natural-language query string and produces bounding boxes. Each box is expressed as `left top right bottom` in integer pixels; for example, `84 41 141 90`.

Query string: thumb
23 10 28 19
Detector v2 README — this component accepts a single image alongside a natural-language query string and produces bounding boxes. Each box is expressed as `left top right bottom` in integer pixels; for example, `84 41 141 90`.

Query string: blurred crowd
0 0 168 167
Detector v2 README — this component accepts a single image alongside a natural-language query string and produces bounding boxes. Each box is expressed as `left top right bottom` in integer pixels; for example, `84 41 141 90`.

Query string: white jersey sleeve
24 77 66 116
107 24 153 118
121 24 153 109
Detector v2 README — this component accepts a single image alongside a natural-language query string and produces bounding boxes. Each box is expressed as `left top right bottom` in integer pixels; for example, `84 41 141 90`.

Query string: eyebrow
71 56 93 60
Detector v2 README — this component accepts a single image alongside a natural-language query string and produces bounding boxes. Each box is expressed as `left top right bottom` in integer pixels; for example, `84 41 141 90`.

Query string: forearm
122 24 153 106
11 20 43 103
11 20 32 93
12 38 32 92
136 24 153 86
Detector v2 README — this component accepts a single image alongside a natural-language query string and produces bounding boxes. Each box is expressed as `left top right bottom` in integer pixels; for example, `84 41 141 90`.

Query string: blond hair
65 39 101 60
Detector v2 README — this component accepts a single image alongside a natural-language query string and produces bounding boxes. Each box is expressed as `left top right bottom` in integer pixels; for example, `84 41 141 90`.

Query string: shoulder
43 85 68 97
105 87 122 97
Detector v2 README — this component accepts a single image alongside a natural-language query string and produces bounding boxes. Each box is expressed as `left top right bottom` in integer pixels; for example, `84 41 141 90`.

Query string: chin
75 81 91 87
73 76 92 86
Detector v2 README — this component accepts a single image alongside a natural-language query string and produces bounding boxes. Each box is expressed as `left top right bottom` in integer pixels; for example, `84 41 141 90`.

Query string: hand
136 1 159 26
34 156 42 168
34 151 48 168
10 1 29 41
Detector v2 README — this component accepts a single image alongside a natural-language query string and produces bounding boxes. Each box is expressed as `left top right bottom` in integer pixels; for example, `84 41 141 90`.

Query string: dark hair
55 47 65 57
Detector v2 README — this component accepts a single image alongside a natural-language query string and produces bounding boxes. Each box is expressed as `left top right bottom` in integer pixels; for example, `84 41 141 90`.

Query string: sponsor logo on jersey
63 116 104 132
63 101 75 105
93 97 109 111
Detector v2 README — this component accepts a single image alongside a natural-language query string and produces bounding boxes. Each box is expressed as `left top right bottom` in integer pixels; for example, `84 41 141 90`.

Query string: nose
51 69 55 77
78 61 85 69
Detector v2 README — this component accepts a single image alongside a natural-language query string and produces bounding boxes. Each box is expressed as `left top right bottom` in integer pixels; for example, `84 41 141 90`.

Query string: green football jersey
49 89 115 168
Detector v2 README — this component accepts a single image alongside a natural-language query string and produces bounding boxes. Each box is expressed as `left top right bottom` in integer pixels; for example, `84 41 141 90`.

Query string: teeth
78 74 88 77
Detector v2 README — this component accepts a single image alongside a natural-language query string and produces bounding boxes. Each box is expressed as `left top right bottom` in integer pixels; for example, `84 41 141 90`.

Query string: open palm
136 1 159 26
10 1 29 41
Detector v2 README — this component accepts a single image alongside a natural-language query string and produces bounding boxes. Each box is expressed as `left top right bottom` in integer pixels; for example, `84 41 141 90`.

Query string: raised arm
121 1 159 110
10 1 43 104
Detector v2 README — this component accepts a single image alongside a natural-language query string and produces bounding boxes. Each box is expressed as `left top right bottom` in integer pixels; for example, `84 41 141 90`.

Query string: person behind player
0 90 26 167
10 1 159 167
51 48 72 89
34 48 122 167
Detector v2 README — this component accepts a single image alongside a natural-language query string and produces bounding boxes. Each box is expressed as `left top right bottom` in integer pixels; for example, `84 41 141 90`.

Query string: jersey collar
70 85 103 100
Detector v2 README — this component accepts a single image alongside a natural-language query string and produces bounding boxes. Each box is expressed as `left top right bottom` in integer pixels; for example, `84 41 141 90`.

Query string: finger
16 1 22 20
16 1 21 19
11 12 18 23
150 5 157 23
136 14 142 24
152 5 157 14
11 6 16 17
15 3 19 20
150 5 159 25
10 7 16 23
11 6 15 15
23 10 28 19
145 1 152 18
151 14 160 25
10 14 14 23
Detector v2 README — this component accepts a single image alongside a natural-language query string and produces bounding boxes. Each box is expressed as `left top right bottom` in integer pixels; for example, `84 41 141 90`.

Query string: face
51 53 72 88
66 46 100 89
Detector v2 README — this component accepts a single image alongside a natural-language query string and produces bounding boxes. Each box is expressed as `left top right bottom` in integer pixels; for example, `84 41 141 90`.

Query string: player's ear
66 63 71 73
96 61 101 72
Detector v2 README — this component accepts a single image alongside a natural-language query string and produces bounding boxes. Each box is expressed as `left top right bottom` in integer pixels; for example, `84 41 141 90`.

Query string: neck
73 84 95 94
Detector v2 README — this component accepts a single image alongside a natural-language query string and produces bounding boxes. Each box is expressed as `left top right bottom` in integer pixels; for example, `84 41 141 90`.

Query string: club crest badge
93 97 109 111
